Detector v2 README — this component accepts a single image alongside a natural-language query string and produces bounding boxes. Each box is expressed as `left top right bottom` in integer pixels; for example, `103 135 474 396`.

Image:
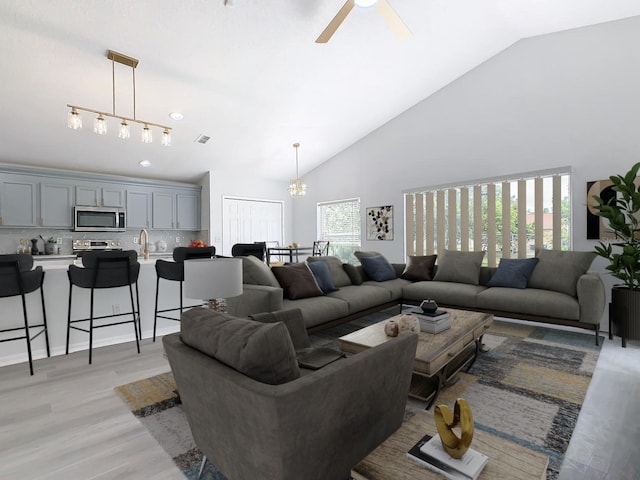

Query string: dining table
267 246 314 264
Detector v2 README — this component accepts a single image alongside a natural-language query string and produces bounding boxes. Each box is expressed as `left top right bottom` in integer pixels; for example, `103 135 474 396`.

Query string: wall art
366 205 393 240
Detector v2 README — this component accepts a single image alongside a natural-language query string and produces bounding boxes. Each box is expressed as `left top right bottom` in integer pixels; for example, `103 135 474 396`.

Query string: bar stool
0 254 50 375
66 250 141 364
153 246 215 341
231 242 266 261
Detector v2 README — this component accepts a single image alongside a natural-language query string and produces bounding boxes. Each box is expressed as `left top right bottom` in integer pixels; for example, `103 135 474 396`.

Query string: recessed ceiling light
139 160 151 167
169 112 184 121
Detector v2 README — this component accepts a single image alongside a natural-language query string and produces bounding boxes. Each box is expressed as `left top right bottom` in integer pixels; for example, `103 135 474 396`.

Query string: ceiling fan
316 0 412 44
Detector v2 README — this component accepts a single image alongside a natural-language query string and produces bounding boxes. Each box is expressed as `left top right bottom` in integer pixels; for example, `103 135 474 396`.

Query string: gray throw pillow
527 249 597 297
250 309 311 350
241 255 280 287
433 250 485 285
306 256 352 287
487 257 539 289
181 308 300 385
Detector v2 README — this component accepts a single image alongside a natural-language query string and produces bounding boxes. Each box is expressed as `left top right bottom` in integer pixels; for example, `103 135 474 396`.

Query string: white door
222 197 284 256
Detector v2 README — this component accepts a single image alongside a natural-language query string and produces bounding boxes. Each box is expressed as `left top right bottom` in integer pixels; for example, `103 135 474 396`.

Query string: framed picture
366 205 393 240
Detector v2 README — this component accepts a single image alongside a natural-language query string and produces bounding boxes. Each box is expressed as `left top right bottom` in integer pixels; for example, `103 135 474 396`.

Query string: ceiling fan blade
315 0 355 44
376 0 412 41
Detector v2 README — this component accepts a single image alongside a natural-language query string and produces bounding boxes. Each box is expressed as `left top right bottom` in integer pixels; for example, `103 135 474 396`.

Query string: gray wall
290 15 640 328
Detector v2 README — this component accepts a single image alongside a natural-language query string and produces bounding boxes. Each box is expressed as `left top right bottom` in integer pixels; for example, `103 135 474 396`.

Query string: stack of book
407 433 488 479
410 308 451 333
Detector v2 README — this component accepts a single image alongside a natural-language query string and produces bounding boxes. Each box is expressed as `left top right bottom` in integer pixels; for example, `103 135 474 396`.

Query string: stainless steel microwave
73 206 126 232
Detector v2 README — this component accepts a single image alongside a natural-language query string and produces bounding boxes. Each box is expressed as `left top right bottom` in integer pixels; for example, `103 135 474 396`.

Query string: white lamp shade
184 258 243 300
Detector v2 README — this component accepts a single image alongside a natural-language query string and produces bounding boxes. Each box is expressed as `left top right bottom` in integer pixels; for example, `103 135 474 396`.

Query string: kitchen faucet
139 228 149 260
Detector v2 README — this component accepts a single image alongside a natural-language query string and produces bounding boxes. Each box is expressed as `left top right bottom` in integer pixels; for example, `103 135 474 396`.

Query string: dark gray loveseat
163 308 418 480
227 249 606 343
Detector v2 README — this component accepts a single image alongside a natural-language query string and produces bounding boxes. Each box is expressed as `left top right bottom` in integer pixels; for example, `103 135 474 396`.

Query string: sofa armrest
226 284 283 317
576 272 606 325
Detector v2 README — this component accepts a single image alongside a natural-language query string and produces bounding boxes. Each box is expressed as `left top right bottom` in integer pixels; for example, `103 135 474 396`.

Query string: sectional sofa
226 249 606 344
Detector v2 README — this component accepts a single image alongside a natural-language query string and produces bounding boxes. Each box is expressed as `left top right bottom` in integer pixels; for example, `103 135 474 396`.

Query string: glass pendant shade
289 178 307 197
161 128 171 147
67 108 82 130
355 0 377 7
93 115 107 135
118 120 130 139
141 124 153 143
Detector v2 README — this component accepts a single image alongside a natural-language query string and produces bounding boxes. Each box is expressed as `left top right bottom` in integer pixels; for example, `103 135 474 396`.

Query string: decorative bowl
420 299 438 313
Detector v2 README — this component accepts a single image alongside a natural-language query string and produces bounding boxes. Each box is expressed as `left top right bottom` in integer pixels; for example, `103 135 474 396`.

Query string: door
222 197 284 257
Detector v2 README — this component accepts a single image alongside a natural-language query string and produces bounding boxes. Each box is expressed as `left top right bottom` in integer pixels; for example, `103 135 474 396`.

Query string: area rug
114 315 602 480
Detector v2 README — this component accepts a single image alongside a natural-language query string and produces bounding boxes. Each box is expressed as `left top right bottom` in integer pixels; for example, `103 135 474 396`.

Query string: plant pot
610 286 640 346
45 243 56 255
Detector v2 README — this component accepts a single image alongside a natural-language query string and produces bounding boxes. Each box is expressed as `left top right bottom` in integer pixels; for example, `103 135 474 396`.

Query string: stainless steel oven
73 206 126 232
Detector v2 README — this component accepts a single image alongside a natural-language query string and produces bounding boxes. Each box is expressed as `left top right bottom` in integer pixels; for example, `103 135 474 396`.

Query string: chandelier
288 143 307 197
67 50 172 146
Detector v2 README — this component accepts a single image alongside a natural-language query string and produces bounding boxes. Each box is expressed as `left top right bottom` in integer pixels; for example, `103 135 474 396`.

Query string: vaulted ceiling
1 1 639 184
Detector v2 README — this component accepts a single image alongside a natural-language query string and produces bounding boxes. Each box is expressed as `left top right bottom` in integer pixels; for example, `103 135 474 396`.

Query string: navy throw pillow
487 258 539 289
307 261 339 293
359 254 396 282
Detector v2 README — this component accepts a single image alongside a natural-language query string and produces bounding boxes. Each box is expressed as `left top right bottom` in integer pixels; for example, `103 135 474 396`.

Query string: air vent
194 134 211 144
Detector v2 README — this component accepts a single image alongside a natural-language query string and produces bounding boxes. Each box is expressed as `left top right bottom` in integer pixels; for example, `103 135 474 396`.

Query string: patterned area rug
114 315 602 480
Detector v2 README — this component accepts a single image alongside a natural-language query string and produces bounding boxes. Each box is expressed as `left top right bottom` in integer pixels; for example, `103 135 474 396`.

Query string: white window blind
317 198 361 264
405 168 571 267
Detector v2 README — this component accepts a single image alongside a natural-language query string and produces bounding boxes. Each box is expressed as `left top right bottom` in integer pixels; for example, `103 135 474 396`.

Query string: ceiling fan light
355 0 377 7
118 120 130 139
93 114 107 135
141 124 153 143
68 108 82 130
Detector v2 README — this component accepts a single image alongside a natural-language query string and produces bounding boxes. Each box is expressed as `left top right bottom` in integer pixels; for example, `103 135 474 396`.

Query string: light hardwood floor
1 334 639 480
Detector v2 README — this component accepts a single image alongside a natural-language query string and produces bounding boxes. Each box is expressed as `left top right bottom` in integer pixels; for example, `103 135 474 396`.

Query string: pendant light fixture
67 50 172 146
288 142 307 198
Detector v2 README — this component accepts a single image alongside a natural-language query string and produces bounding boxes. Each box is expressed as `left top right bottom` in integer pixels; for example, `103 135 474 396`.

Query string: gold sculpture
434 398 474 458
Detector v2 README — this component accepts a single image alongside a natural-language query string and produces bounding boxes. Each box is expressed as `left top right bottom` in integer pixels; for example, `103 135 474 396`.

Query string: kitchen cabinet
176 192 200 230
0 175 37 227
152 192 176 229
127 189 152 229
76 185 125 207
40 182 74 228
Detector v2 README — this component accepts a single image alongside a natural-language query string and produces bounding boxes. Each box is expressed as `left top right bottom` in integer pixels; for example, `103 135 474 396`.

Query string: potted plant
591 161 640 346
45 237 57 255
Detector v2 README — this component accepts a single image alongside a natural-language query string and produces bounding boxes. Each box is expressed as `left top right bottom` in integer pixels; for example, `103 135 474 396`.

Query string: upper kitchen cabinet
127 189 152 229
152 192 176 230
76 185 125 207
176 192 200 230
0 175 38 227
40 182 74 228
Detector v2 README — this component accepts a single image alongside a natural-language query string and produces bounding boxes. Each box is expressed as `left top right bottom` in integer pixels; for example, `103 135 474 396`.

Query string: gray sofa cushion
272 263 324 300
282 296 350 329
327 284 394 312
363 277 412 300
181 308 300 385
528 249 597 297
401 255 437 281
402 281 486 308
343 263 364 285
307 256 352 287
241 255 280 287
250 309 311 350
433 250 485 285
476 287 580 320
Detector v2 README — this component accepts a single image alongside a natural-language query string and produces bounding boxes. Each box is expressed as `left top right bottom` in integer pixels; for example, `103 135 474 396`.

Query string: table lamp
184 258 243 312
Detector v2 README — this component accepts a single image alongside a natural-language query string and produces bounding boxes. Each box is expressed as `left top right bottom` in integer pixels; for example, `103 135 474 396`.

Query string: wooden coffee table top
353 409 549 480
339 308 493 376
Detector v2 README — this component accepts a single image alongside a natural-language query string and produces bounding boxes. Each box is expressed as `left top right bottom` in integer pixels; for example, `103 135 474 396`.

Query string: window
317 198 361 263
404 168 571 267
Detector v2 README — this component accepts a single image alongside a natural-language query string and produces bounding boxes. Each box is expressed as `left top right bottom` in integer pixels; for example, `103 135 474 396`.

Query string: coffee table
339 307 493 408
351 409 548 480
